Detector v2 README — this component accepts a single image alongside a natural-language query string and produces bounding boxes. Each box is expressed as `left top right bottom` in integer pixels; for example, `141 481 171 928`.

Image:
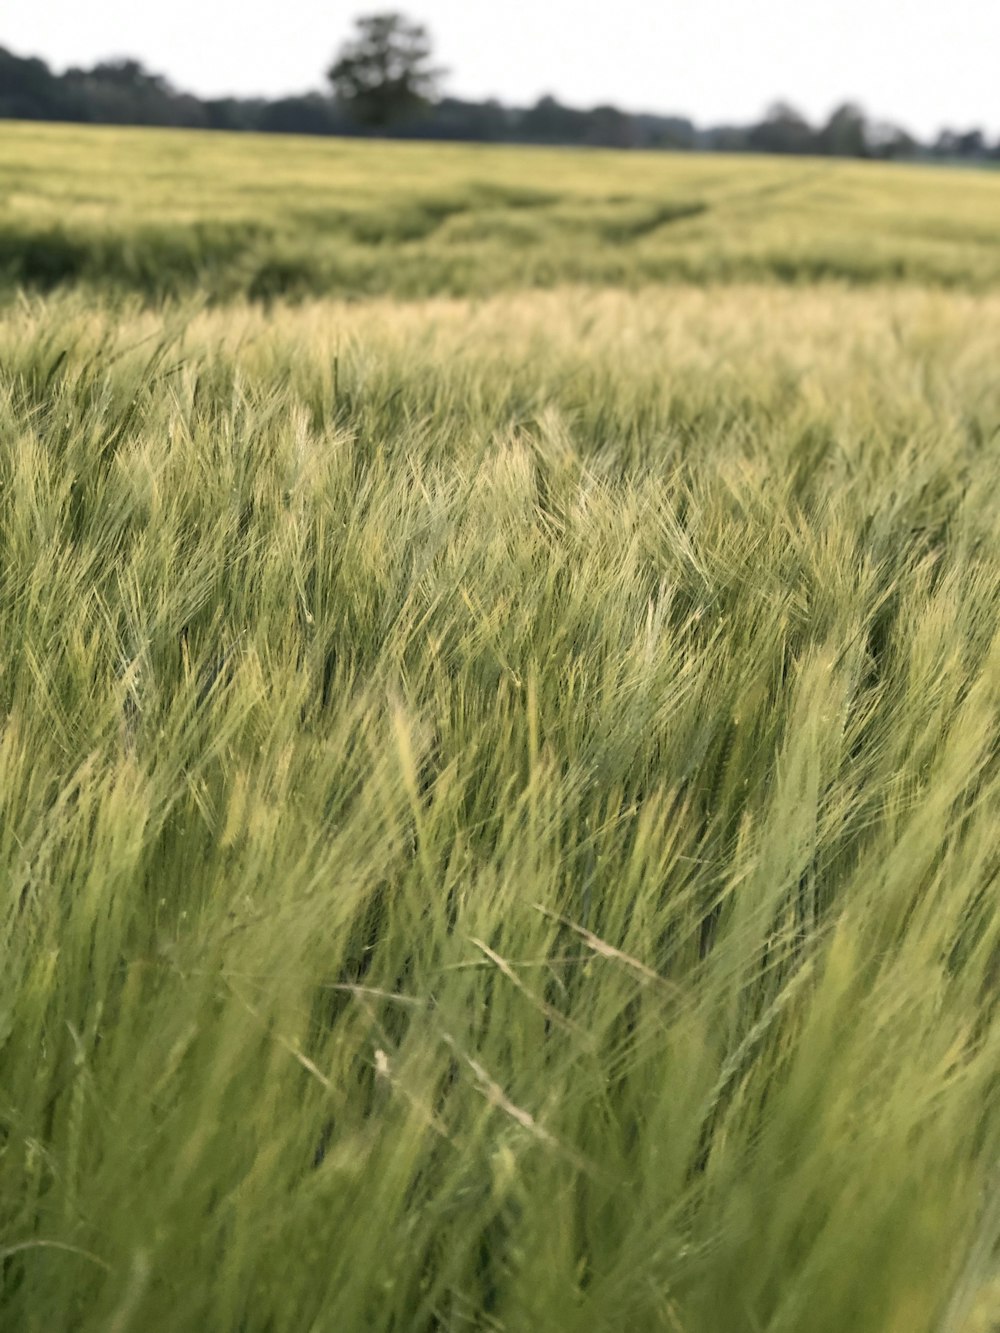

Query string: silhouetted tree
258 94 345 136
955 128 986 157
585 105 638 149
640 114 697 150
88 59 168 92
63 57 206 126
0 47 77 120
931 127 989 159
202 97 268 132
748 102 816 154
702 124 751 152
819 102 868 157
519 94 588 143
0 38 941 160
867 120 917 159
328 13 442 131
403 96 511 142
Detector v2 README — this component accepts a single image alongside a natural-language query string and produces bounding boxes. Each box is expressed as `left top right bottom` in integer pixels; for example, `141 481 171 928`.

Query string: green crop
1 123 999 300
1 126 999 1332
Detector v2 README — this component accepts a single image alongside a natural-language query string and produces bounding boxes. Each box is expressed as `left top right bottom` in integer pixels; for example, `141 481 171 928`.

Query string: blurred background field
3 122 1000 298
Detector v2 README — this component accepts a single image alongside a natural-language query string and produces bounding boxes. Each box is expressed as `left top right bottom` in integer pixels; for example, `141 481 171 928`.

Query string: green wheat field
3 122 1000 1332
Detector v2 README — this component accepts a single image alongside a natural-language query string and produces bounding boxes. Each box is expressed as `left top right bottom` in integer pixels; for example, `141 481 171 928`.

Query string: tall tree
819 102 868 157
328 13 442 131
748 102 816 155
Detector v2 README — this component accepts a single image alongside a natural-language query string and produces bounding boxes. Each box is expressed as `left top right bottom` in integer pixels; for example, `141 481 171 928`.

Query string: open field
2 122 1000 298
2 127 1000 1332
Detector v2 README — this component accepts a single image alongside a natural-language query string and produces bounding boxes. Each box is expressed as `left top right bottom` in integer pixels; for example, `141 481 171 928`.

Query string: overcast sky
6 0 999 140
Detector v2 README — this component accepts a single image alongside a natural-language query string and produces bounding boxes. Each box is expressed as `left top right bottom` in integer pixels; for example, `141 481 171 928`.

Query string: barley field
2 125 1000 1333
3 122 1000 298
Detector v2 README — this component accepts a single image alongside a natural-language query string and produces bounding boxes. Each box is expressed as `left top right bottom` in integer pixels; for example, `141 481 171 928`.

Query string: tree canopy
0 22 996 161
327 12 442 131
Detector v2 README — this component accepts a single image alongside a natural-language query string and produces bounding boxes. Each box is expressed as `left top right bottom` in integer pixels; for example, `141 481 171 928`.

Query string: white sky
6 0 999 140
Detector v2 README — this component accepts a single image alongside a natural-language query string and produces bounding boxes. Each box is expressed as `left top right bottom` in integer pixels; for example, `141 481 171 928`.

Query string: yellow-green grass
2 277 1000 1331
1 121 1000 298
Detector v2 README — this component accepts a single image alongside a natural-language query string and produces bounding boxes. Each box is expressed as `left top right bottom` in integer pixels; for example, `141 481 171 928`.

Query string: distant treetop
327 12 444 131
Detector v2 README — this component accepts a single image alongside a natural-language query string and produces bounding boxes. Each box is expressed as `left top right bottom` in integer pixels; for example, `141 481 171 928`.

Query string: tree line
1 13 997 162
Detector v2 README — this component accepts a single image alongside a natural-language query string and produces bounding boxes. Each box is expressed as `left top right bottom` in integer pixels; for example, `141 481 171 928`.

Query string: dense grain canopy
1 127 1000 1333
2 123 1000 299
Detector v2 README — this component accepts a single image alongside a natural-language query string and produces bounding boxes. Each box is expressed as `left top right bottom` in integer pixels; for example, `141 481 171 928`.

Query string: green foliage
2 279 1000 1331
2 124 1000 302
328 12 442 130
